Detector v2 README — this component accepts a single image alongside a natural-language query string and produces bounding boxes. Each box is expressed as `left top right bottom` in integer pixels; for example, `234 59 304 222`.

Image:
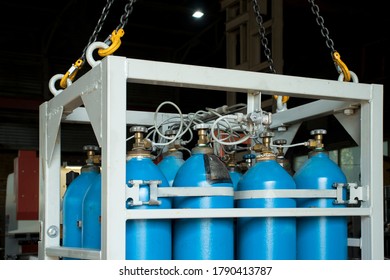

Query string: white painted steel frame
39 55 384 260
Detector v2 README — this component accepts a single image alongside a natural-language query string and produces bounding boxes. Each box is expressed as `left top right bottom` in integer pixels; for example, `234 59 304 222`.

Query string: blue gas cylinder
172 124 234 260
63 145 100 258
82 173 102 250
158 150 185 186
82 126 172 260
293 129 347 260
126 126 172 260
236 132 296 260
226 152 242 191
229 167 242 191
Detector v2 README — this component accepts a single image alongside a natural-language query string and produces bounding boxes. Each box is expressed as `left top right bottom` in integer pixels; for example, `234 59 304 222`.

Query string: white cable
152 101 184 147
227 103 247 111
270 141 309 149
211 114 252 146
176 110 205 139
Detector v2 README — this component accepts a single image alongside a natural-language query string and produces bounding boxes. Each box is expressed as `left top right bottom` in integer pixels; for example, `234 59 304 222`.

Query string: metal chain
79 0 136 62
116 0 137 31
80 0 115 62
308 0 335 53
252 0 276 74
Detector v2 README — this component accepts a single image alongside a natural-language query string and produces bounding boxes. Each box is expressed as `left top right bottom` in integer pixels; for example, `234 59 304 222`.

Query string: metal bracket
126 180 162 206
235 184 368 206
126 181 234 207
333 183 368 205
234 189 337 200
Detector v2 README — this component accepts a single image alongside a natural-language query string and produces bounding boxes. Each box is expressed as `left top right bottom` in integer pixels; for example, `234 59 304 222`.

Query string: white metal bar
99 56 128 259
271 100 353 128
348 238 361 248
46 246 101 260
360 84 384 260
234 189 338 199
126 58 372 101
125 208 370 220
38 102 61 260
247 91 261 114
64 107 181 127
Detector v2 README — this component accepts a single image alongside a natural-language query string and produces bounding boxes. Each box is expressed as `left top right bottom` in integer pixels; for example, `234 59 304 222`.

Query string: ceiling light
192 10 204 18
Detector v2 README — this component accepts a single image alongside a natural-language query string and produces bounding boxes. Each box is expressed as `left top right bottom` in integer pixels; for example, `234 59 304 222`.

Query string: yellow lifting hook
98 28 125 57
60 59 83 89
332 51 351 82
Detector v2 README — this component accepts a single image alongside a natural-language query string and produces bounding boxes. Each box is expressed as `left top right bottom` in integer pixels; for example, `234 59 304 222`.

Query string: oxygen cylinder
173 124 234 260
126 126 171 260
157 129 185 186
82 169 102 250
293 129 347 260
237 132 296 260
273 139 294 175
62 145 100 258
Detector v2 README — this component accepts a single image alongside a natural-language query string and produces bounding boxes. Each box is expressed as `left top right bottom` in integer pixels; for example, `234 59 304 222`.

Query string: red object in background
14 150 39 220
20 241 38 254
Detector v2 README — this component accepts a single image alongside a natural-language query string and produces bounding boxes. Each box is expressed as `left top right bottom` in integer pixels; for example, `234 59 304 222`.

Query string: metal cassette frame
39 55 384 260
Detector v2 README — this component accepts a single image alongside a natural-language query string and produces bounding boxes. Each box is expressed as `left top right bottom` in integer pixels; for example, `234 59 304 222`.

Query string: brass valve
165 129 180 152
194 124 210 146
255 131 276 161
273 139 287 157
192 124 213 155
308 129 326 149
128 126 151 158
83 145 100 165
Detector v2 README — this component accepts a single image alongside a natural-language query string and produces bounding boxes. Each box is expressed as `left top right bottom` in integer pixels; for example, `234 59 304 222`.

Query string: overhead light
192 10 204 18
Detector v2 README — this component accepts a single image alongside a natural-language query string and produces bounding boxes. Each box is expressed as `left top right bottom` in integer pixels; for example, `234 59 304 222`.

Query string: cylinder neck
255 132 276 161
192 145 213 155
197 128 209 146
85 150 95 165
165 129 179 152
163 150 183 159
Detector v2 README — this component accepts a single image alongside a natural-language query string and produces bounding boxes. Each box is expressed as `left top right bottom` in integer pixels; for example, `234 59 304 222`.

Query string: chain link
252 0 276 74
79 0 137 63
308 0 335 53
116 0 137 31
80 0 115 63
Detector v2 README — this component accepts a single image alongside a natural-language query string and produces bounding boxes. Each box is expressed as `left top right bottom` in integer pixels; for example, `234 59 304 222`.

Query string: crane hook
332 51 351 82
98 28 125 57
59 59 83 89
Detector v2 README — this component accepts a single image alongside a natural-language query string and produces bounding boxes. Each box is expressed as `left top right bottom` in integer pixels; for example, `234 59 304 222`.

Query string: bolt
47 225 59 238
